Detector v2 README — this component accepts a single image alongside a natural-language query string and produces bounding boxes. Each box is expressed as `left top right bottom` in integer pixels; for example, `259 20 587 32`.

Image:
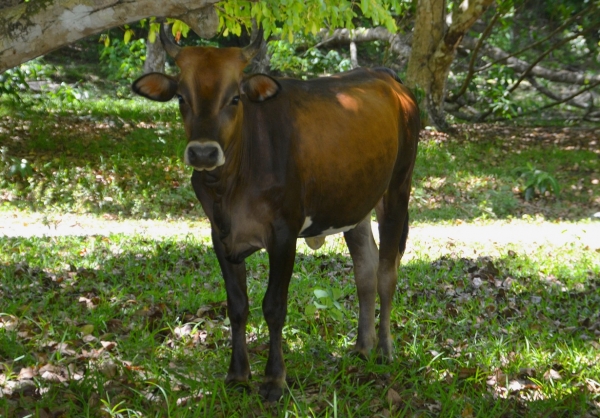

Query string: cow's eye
230 96 240 106
176 94 185 104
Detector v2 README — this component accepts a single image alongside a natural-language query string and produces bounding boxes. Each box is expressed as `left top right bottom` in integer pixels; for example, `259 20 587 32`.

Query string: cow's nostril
187 144 221 168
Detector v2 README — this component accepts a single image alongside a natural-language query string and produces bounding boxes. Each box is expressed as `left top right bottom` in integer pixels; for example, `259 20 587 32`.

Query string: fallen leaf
41 370 65 383
462 403 474 418
543 369 562 381
80 324 94 335
386 387 403 407
100 340 117 351
18 367 35 379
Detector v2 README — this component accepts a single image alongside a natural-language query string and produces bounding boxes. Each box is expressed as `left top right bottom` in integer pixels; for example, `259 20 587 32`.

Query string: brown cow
132 25 419 401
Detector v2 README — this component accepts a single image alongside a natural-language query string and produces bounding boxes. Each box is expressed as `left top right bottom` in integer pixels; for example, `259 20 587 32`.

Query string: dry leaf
462 404 474 418
18 367 35 379
386 388 403 409
100 340 117 351
544 369 562 381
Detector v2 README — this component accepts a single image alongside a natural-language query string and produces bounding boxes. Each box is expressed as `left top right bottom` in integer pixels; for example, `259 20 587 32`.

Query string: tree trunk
143 36 166 74
405 0 494 131
0 0 219 73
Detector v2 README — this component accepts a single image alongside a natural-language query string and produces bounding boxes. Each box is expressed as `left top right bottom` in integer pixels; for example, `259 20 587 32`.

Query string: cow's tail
398 213 409 257
373 67 404 84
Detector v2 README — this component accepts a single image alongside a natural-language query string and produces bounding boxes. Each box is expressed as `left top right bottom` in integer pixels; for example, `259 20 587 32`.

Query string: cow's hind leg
376 189 410 361
344 216 379 357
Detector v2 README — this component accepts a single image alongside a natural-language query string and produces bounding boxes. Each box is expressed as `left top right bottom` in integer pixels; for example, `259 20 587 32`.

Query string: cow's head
132 25 278 171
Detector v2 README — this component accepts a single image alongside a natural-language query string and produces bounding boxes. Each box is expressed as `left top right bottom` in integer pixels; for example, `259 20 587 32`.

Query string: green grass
1 60 599 416
2 93 599 222
1 234 599 417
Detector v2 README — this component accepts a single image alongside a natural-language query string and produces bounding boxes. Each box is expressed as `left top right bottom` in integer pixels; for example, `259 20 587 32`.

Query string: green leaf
330 309 343 322
123 29 133 45
314 289 329 299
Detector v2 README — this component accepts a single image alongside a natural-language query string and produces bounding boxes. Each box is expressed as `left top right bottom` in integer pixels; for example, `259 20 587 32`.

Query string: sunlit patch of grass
411 130 599 222
1 233 598 416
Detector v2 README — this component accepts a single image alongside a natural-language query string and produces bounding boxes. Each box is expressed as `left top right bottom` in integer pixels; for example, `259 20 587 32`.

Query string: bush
99 37 146 82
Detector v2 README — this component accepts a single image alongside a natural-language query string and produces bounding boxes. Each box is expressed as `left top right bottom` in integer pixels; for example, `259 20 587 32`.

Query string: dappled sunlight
0 229 598 415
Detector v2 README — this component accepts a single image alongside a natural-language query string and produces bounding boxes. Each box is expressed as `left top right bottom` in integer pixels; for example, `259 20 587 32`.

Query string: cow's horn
160 23 181 59
242 26 264 61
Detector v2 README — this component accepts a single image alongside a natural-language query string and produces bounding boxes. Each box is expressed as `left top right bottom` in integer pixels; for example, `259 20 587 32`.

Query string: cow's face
132 26 269 172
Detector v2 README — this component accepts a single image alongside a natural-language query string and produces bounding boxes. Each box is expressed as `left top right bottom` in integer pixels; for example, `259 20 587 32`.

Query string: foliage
514 163 561 201
269 35 352 78
448 0 600 123
0 67 29 98
305 287 345 322
0 59 52 99
217 0 409 41
481 65 519 119
99 37 146 82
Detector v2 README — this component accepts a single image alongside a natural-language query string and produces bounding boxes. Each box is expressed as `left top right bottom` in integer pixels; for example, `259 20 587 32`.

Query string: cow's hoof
259 382 284 402
226 381 251 394
226 373 251 394
349 349 369 361
375 352 393 365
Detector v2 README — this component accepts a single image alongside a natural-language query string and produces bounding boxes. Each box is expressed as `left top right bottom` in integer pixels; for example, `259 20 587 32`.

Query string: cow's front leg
259 232 297 401
211 230 251 389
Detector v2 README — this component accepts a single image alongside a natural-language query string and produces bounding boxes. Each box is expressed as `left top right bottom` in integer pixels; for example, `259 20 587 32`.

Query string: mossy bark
405 0 494 131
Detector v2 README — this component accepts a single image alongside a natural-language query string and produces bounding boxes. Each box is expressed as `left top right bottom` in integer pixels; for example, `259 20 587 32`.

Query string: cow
132 25 420 401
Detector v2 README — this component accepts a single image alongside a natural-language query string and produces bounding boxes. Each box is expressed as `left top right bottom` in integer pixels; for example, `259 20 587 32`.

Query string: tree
405 0 494 131
309 1 600 125
2 0 598 128
143 30 166 74
0 0 219 74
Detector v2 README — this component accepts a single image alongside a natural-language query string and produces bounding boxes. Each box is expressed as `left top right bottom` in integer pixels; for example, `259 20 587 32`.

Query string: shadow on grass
1 235 598 416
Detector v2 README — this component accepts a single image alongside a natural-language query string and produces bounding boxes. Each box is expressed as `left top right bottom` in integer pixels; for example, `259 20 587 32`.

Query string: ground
2 211 599 253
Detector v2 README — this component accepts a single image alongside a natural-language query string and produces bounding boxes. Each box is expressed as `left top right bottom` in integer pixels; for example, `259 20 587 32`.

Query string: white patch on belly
318 224 357 236
299 216 356 237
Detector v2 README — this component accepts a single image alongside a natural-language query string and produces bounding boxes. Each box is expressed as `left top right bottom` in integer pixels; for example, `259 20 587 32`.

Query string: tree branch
506 23 600 94
448 10 500 102
460 36 600 86
457 80 600 123
0 0 219 73
526 76 596 110
473 3 598 74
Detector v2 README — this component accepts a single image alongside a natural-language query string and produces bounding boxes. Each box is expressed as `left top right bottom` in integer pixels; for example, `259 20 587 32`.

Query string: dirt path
1 212 599 252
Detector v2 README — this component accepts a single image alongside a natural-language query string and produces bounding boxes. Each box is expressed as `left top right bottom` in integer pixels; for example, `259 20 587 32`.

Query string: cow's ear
132 73 178 102
241 74 280 102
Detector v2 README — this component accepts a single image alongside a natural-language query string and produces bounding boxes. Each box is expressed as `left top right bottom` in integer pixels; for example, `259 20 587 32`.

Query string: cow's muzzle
184 141 225 171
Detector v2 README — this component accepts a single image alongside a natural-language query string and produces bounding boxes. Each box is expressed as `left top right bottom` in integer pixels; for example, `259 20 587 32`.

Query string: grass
1 91 599 222
0 233 599 417
1 54 599 417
